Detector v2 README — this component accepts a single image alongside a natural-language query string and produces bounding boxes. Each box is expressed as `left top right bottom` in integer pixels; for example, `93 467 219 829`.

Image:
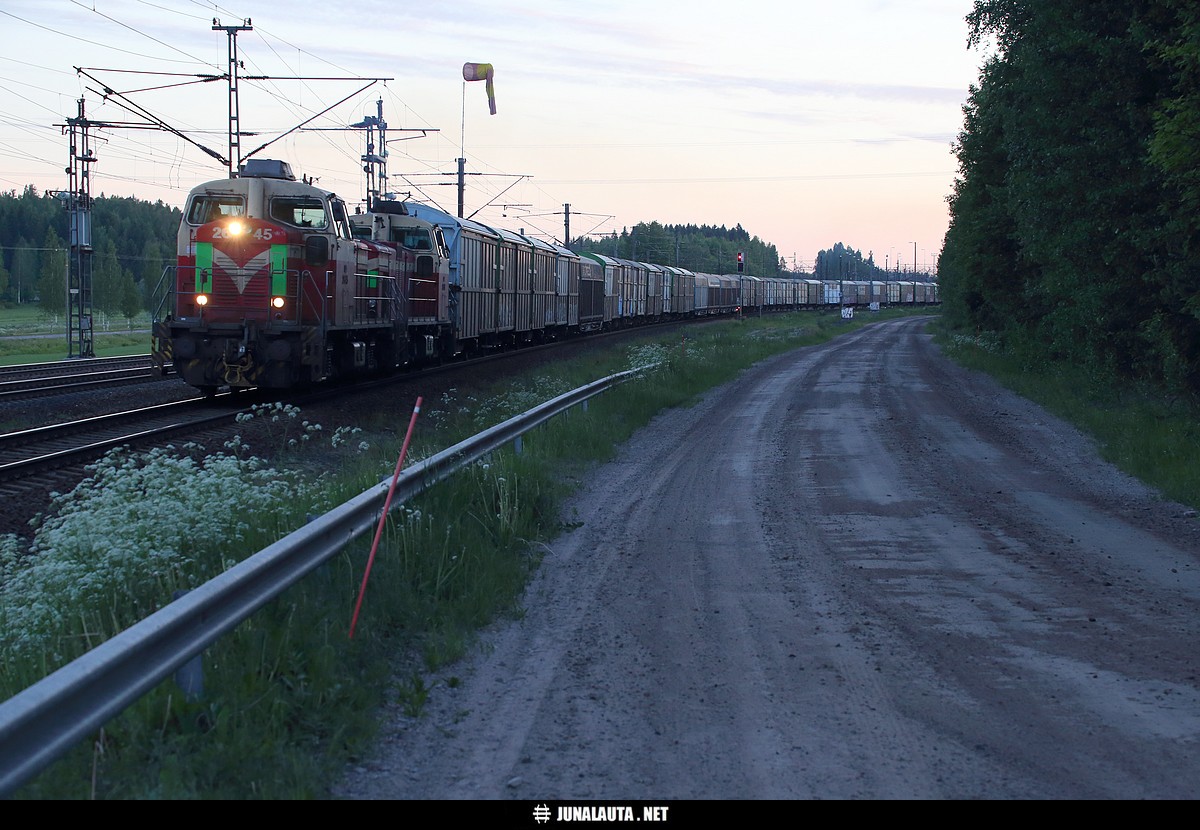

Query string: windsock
463 62 496 115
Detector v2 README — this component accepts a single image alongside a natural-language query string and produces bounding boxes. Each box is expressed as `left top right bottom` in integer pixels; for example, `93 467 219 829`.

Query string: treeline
0 186 180 318
813 242 935 282
573 221 787 277
940 1 1200 396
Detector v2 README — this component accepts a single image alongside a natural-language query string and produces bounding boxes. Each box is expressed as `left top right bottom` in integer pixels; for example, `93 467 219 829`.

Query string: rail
0 363 654 796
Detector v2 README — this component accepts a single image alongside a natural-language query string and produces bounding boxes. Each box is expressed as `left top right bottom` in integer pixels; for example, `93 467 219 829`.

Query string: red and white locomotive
153 159 439 392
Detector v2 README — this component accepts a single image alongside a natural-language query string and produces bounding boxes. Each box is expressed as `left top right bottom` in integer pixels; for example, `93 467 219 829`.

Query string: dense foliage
0 187 179 317
940 1 1200 397
573 221 790 276
813 242 936 282
571 222 935 284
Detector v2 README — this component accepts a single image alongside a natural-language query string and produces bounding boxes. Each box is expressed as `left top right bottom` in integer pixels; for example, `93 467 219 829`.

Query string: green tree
37 228 67 316
1143 1 1200 392
9 237 37 303
940 50 1027 336
573 221 787 277
93 238 123 317
0 188 179 303
943 1 1198 393
119 270 142 325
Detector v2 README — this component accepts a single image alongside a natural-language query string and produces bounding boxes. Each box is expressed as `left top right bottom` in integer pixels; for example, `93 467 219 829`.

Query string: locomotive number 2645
211 226 276 241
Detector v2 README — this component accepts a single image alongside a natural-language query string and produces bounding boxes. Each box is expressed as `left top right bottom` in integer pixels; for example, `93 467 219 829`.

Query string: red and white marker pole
349 396 423 639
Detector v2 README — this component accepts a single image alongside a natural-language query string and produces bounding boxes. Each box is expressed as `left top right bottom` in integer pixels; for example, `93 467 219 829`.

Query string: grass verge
0 333 151 364
0 306 152 365
932 321 1200 512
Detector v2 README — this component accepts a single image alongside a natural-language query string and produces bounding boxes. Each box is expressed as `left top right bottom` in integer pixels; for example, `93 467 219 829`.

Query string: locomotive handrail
0 363 657 797
149 264 175 325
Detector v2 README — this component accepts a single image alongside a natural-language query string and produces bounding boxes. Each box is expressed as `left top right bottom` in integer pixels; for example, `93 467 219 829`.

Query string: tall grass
1 309 914 798
934 323 1200 511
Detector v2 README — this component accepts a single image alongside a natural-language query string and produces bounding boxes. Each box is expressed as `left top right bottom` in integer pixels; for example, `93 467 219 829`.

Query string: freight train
151 159 938 393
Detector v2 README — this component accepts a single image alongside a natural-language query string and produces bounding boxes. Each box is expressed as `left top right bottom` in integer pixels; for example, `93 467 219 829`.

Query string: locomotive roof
239 158 295 180
187 171 340 201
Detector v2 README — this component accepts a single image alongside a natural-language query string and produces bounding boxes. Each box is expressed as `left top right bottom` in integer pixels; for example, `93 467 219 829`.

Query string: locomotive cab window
330 199 354 240
186 195 246 225
270 197 329 229
390 227 434 251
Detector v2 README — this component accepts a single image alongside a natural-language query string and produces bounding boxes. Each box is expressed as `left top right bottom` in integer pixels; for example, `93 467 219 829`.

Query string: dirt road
337 316 1200 799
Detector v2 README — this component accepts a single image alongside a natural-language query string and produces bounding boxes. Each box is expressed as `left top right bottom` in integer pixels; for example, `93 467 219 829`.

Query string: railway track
0 355 171 400
0 395 248 483
0 390 259 539
0 321 680 537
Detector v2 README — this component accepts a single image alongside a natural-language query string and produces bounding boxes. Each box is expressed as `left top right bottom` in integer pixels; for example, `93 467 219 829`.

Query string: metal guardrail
0 364 653 796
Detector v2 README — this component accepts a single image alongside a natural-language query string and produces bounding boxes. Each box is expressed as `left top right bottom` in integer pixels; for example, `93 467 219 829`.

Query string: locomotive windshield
389 227 434 251
270 196 329 229
186 195 246 225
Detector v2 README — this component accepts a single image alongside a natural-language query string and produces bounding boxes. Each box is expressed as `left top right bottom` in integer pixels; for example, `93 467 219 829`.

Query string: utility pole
342 99 437 210
56 19 389 362
563 204 570 247
355 98 389 209
57 99 96 359
457 157 466 217
213 18 253 178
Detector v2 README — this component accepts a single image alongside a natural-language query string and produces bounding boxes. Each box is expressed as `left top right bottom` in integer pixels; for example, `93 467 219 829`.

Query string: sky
0 0 985 274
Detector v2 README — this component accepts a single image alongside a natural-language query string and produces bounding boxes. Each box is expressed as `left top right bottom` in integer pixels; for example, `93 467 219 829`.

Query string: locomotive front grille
189 239 284 324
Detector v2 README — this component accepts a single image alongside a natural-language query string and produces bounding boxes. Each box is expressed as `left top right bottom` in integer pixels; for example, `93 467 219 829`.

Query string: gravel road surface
337 316 1200 800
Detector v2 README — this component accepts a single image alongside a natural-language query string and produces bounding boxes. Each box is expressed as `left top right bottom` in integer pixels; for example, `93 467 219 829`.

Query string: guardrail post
171 590 204 702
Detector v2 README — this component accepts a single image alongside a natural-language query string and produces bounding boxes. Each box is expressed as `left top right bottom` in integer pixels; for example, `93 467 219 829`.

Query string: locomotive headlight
271 296 285 309
196 294 209 306
227 220 244 236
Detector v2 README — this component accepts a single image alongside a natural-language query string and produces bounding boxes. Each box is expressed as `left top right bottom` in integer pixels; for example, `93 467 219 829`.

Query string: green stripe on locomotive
271 243 287 295
195 242 213 292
